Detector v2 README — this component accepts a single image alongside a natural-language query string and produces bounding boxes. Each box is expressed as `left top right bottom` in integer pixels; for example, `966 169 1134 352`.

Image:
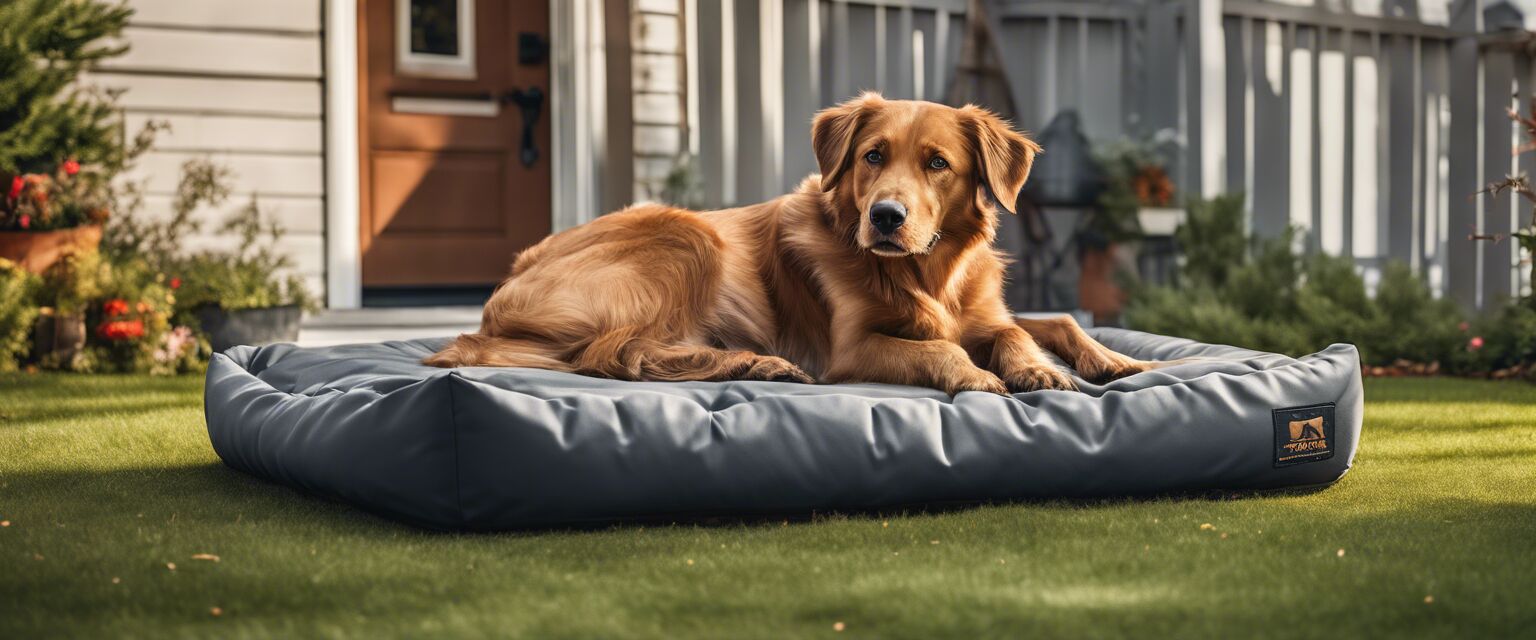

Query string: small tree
0 0 132 174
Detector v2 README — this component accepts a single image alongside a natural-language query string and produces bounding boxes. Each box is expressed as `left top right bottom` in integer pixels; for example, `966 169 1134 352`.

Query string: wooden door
359 0 551 286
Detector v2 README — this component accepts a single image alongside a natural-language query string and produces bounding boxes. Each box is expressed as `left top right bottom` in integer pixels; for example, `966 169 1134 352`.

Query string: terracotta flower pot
0 224 103 274
1078 243 1126 325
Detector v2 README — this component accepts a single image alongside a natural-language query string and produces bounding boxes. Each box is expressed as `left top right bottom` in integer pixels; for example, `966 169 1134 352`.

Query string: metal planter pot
197 304 302 353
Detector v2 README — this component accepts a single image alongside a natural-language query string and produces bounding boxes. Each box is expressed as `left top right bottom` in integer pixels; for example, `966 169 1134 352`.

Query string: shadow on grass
0 398 204 426
4 463 413 536
1 457 1347 539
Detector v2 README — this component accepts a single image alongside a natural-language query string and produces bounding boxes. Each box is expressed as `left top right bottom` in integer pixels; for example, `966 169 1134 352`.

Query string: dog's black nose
869 200 907 235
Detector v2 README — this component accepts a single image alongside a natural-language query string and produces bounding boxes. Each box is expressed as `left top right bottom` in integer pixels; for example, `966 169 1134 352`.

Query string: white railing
687 0 1529 310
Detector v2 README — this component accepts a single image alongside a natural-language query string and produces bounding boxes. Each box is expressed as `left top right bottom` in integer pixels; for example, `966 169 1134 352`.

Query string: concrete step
297 306 479 347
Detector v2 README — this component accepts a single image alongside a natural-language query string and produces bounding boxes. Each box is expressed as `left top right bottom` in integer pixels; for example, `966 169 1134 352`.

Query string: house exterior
91 0 1533 311
91 0 690 309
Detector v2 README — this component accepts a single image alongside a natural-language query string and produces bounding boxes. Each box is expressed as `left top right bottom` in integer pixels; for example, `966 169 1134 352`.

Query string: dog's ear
961 106 1041 215
812 93 883 191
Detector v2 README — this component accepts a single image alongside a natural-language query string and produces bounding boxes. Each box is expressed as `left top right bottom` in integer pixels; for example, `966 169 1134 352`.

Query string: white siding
93 0 326 298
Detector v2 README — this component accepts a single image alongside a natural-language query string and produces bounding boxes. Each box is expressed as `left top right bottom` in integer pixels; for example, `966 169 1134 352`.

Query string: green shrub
0 258 40 371
1462 305 1536 373
1124 195 1467 367
30 250 198 374
170 196 313 317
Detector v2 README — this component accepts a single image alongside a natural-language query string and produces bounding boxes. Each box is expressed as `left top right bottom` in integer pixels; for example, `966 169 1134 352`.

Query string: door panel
370 151 505 234
360 0 550 287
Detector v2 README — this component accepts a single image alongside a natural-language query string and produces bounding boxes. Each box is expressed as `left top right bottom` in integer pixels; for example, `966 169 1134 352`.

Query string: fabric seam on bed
447 372 467 530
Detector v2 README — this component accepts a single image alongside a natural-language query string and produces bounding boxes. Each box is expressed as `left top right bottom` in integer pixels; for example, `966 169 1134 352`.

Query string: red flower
169 277 182 290
17 215 29 229
97 320 145 341
102 299 130 317
62 158 79 176
1469 336 1485 351
7 175 21 199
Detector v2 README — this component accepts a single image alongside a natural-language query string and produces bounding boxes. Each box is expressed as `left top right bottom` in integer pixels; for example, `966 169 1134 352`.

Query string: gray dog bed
203 329 1363 530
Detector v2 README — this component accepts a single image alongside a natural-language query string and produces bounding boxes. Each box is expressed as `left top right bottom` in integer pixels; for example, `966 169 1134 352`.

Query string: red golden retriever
426 93 1152 394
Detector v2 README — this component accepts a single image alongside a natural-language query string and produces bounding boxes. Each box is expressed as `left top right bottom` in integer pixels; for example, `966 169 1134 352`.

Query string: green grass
1 374 1533 638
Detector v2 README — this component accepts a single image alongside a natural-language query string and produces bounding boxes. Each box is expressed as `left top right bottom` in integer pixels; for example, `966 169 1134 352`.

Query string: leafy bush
31 249 199 374
35 248 104 316
0 258 40 370
106 158 312 317
170 197 313 315
1463 305 1536 374
1124 195 1467 367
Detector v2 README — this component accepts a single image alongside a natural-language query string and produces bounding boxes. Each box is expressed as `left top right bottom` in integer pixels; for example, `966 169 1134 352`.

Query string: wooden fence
684 0 1534 310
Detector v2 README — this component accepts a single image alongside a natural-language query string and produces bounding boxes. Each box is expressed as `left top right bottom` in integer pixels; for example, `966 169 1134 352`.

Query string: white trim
760 0 783 196
324 0 361 309
395 0 477 80
550 0 605 232
684 0 699 158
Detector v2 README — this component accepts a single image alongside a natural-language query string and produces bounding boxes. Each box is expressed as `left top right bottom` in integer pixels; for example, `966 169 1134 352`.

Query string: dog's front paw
1001 363 1078 392
1074 351 1152 384
742 355 816 384
941 367 1010 396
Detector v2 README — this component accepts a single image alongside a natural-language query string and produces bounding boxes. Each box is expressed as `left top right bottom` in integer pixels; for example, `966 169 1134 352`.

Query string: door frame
323 0 608 309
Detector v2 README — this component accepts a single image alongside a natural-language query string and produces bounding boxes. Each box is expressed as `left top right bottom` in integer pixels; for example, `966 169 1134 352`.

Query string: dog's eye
864 150 883 165
928 156 949 170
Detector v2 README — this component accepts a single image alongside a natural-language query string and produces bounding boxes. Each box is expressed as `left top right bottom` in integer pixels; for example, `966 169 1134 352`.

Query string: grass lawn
1 373 1534 638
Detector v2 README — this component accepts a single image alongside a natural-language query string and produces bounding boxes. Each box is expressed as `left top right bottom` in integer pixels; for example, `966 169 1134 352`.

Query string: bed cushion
203 328 1363 530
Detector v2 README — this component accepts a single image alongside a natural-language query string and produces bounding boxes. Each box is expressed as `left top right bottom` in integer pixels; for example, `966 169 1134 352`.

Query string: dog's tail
423 333 576 372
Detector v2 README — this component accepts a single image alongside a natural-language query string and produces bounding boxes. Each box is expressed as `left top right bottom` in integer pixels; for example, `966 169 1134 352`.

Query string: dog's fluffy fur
426 93 1150 394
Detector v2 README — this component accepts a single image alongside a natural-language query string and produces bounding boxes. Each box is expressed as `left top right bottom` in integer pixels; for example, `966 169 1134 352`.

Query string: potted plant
0 164 112 273
1082 139 1171 324
173 198 313 353
32 250 104 368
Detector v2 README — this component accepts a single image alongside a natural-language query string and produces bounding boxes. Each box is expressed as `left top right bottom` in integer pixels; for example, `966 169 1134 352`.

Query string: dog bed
203 328 1363 530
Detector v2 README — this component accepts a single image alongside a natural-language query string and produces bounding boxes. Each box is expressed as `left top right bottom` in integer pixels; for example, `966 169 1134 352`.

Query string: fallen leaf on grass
1220 533 1229 539
1199 523 1215 531
111 577 120 585
1 520 9 527
685 559 694 566
1424 595 1434 605
833 621 846 632
930 540 940 545
166 562 176 571
1336 549 1346 558
210 607 223 617
33 553 43 561
191 553 220 563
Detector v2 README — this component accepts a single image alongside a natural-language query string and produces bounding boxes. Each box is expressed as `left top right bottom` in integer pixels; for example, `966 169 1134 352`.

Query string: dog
1288 416 1325 442
425 93 1152 394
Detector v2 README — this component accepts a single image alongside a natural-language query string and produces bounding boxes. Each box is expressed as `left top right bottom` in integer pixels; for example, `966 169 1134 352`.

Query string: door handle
503 87 543 167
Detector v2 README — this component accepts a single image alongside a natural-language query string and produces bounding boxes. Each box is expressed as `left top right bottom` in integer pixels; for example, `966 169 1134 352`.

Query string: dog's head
812 93 1040 257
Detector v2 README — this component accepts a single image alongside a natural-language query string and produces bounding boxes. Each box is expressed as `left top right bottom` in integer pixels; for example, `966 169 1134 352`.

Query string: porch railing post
1446 0 1483 310
1186 0 1227 199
